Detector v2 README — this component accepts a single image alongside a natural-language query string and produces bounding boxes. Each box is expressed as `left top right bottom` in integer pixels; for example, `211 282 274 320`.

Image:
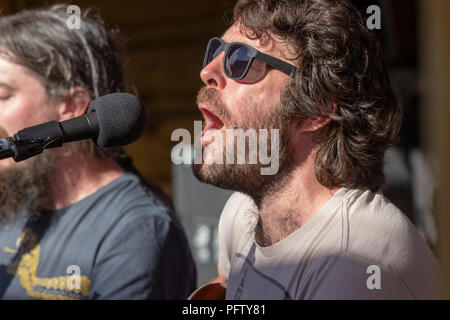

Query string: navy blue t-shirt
0 173 196 299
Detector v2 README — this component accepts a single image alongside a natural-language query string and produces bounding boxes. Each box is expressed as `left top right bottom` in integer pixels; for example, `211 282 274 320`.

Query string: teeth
202 127 220 142
199 107 224 130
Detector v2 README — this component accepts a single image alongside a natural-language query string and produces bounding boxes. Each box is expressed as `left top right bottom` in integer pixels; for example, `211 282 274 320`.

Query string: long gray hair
0 4 173 208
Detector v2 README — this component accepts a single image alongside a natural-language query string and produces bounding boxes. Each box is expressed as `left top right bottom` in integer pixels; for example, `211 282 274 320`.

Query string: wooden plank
418 0 450 298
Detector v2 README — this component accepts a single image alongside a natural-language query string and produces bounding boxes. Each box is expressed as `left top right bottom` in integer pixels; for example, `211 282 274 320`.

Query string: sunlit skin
199 23 340 286
0 58 58 169
199 24 290 145
0 55 124 210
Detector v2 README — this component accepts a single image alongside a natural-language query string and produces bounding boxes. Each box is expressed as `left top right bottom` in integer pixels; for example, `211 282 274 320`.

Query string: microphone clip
7 120 65 162
0 119 65 162
10 137 61 162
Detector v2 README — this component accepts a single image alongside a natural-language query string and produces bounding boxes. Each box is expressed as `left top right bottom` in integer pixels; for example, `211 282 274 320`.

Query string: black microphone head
87 93 147 147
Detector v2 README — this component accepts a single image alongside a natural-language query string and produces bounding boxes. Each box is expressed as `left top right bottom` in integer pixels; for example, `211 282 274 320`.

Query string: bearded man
193 0 443 299
0 5 196 299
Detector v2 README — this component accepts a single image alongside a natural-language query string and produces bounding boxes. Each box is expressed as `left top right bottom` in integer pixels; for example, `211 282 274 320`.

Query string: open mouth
198 104 224 142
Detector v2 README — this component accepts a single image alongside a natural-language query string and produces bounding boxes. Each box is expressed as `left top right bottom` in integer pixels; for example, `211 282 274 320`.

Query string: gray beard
0 151 55 228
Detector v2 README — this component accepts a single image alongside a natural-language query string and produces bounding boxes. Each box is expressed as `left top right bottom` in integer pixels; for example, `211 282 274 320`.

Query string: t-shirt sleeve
88 208 196 300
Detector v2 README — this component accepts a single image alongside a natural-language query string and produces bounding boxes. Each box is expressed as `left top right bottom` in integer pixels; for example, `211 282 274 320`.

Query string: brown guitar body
188 282 226 300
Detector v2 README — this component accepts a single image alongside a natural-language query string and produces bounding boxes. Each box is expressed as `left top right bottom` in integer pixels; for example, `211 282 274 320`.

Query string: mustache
196 86 232 124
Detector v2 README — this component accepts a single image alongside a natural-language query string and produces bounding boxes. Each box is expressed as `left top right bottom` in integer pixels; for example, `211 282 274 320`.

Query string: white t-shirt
218 188 443 299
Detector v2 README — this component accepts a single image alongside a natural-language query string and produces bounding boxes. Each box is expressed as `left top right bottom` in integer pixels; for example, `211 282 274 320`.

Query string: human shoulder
340 188 443 298
90 173 174 221
343 189 427 261
76 172 181 247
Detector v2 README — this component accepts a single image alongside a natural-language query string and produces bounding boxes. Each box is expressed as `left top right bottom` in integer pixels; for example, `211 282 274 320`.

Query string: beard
192 87 295 204
0 126 56 227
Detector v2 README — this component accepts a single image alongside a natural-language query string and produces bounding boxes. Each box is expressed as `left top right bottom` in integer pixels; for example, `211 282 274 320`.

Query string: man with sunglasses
192 0 443 299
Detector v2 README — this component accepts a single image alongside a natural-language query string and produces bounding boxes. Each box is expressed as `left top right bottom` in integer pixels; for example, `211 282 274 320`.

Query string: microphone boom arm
0 120 65 162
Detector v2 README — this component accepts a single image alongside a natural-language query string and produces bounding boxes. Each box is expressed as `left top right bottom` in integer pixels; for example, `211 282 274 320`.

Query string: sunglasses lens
226 44 267 83
205 39 223 66
204 38 271 83
240 58 267 84
226 44 251 79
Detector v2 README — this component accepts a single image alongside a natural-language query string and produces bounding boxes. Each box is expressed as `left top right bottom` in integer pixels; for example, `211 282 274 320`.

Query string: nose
200 52 227 89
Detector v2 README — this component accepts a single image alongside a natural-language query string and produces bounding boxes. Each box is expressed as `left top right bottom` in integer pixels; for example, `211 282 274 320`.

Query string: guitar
188 282 226 300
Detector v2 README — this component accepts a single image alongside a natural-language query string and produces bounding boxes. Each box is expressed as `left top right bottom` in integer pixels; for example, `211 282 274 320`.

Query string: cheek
229 84 276 124
0 109 26 137
0 95 54 136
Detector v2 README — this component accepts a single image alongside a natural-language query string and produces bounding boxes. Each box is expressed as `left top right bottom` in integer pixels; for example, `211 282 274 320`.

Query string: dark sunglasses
203 37 297 84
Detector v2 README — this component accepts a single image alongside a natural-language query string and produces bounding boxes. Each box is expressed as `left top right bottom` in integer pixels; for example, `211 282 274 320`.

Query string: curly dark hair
234 0 402 192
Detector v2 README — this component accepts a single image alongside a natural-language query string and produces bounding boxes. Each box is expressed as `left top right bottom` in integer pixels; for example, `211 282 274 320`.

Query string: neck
47 147 125 211
254 151 340 247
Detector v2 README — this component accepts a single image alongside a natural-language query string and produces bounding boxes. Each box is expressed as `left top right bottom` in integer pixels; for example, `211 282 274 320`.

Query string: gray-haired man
0 5 196 299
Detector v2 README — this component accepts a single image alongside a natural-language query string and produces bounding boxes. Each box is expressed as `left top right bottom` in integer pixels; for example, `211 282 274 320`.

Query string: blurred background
0 0 449 293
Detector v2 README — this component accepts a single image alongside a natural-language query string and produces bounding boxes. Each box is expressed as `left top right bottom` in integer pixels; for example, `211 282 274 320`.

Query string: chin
192 162 228 187
192 161 254 193
191 162 213 185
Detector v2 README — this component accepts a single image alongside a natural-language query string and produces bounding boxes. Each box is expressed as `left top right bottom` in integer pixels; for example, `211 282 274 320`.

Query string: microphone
0 93 147 162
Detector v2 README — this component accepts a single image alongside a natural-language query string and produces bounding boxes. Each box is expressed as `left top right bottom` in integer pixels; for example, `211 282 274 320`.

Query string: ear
56 87 91 122
297 102 337 133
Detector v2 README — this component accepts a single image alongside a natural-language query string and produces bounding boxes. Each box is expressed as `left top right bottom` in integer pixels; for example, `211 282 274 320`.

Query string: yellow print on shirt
3 228 91 300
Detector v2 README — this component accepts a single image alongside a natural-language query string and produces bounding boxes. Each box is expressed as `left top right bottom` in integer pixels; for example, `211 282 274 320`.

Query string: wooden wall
0 0 8 13
419 0 450 297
